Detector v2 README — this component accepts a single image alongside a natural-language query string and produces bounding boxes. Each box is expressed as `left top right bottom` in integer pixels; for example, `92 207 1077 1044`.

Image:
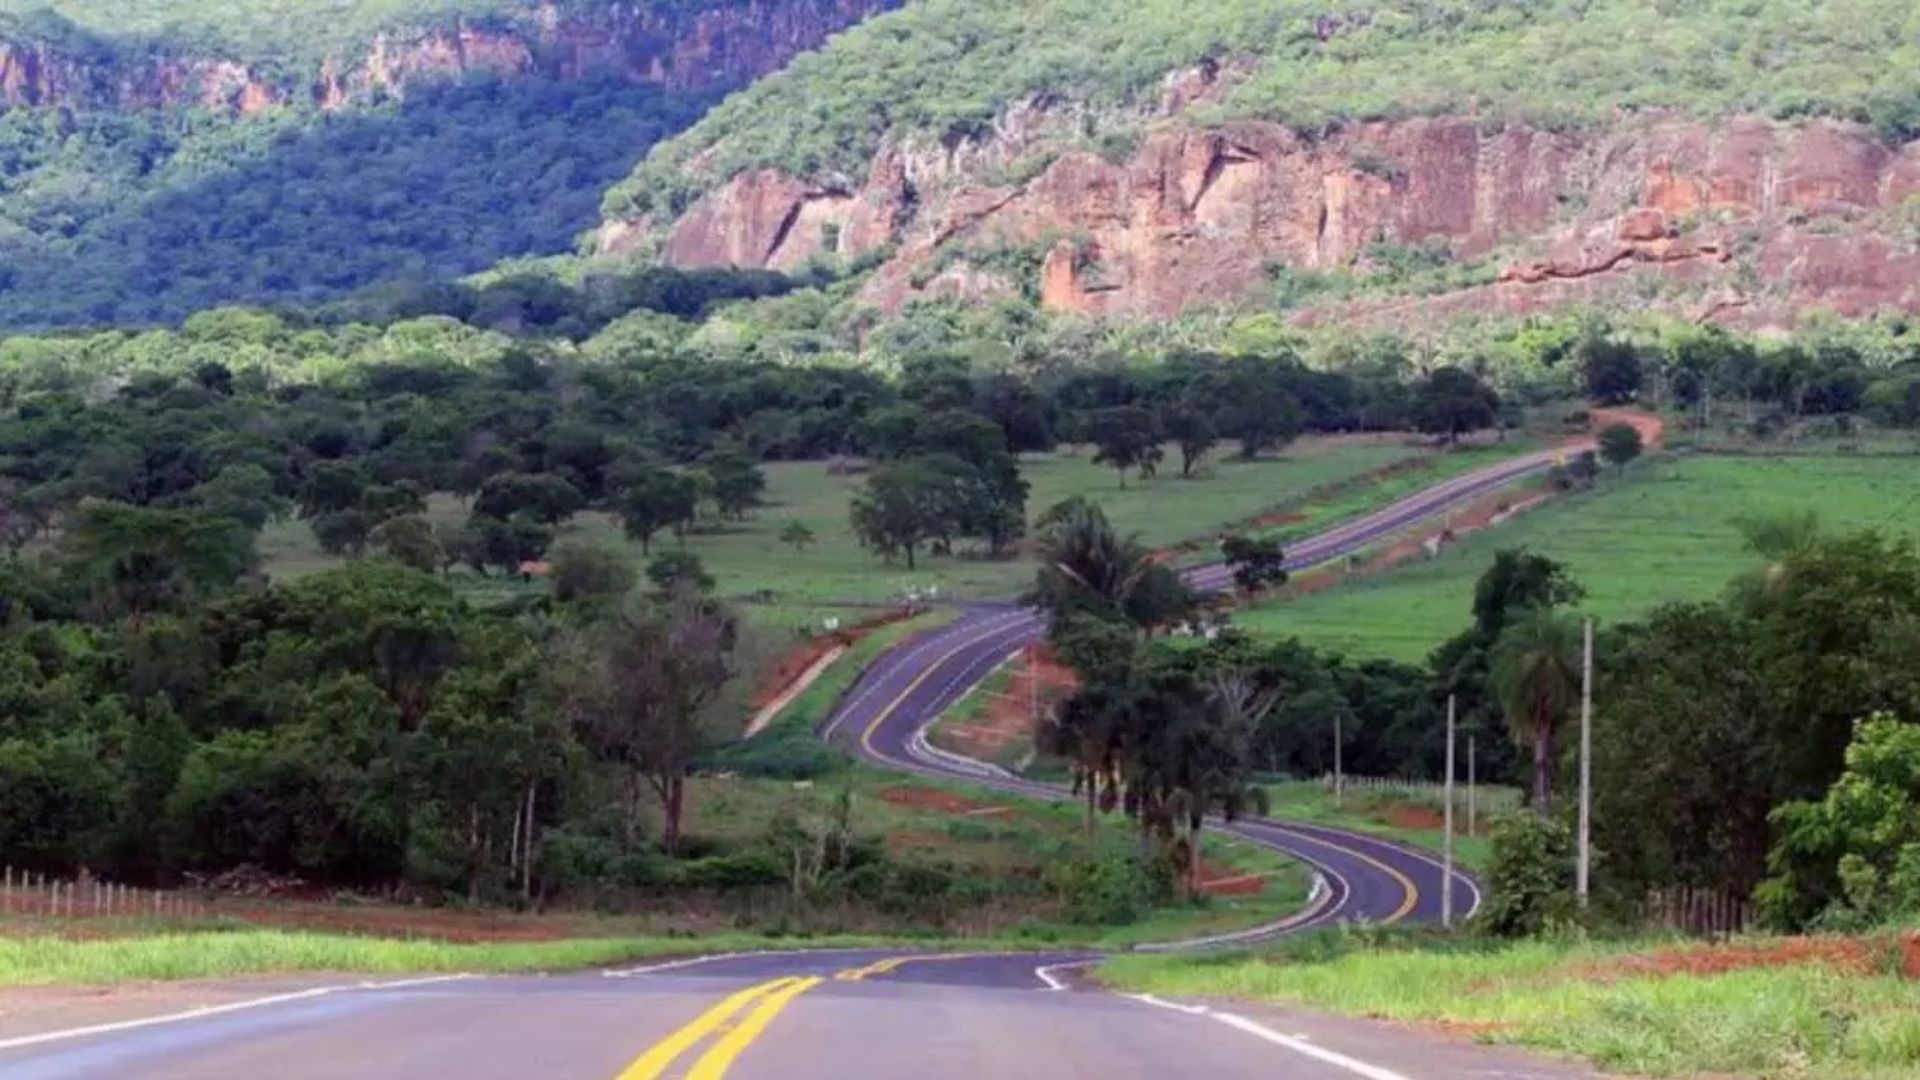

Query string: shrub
1047 853 1175 926
1480 814 1576 937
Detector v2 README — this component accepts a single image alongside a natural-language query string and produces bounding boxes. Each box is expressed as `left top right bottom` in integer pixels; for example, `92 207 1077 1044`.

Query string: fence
1320 774 1526 814
1 866 210 920
1643 886 1753 938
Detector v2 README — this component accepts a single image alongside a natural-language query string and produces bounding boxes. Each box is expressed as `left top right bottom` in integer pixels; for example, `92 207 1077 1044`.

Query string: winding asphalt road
0 444 1587 1080
825 442 1583 938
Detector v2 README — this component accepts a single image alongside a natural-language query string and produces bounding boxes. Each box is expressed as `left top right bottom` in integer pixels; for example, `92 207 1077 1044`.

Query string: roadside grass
1236 454 1920 661
708 607 958 776
1261 781 1523 873
679 766 1313 949
260 438 1435 624
925 664 1030 772
0 930 961 988
1099 930 1920 1080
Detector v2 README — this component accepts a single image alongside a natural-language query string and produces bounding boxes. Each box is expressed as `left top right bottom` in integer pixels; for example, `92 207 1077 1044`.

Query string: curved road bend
0 446 1587 1080
826 443 1589 934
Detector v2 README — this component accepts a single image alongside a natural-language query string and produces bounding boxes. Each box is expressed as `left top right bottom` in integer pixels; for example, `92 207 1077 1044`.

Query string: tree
1489 608 1584 818
646 550 714 596
1759 713 1920 928
614 467 699 554
779 520 817 553
1033 498 1191 632
190 464 286 532
1160 405 1218 479
371 514 444 573
550 542 636 605
1412 367 1499 443
1580 335 1644 404
60 500 253 626
699 445 766 521
850 460 939 569
1220 534 1288 594
1086 406 1159 488
299 460 370 518
1597 422 1643 473
553 594 740 854
312 510 375 557
474 472 584 526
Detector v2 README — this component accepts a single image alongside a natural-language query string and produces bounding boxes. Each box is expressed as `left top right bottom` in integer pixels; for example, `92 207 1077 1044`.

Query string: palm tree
1489 608 1583 818
1033 497 1191 631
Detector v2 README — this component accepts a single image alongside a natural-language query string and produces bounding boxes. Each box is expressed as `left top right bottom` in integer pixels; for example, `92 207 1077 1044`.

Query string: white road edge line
1127 994 1414 1080
1033 959 1098 992
0 973 476 1053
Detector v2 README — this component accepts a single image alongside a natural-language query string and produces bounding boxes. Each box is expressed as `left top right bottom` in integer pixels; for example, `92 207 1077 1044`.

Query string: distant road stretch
825 444 1586 937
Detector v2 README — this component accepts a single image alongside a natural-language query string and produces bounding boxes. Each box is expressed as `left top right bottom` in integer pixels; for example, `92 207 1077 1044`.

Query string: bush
1046 852 1175 926
1480 814 1576 937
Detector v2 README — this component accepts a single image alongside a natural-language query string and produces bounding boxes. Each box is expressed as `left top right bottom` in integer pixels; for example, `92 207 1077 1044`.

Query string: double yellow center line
615 955 960 1079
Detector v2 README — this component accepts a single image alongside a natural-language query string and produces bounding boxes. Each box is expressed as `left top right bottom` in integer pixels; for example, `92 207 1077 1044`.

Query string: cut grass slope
1101 931 1920 1080
1240 454 1920 661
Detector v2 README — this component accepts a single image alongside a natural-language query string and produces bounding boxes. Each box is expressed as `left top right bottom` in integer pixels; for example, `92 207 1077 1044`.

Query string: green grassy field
262 437 1435 630
1100 931 1920 1080
1238 454 1920 662
1261 781 1526 873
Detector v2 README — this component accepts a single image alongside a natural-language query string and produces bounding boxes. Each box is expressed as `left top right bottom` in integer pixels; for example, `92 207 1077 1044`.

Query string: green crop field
263 436 1436 630
1238 454 1920 662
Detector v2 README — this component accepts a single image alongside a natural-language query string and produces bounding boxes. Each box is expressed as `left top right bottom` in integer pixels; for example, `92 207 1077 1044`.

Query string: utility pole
1333 713 1344 808
1467 734 1477 839
1443 694 1456 929
1578 617 1594 908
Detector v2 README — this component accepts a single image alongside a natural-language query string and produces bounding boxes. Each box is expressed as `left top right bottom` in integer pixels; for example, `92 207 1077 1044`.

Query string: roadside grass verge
1262 781 1524 873
1100 930 1920 1080
1237 454 1920 661
0 929 992 988
706 607 958 778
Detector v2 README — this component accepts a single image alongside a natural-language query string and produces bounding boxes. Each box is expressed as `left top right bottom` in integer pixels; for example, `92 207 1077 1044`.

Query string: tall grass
1102 931 1920 1079
0 930 937 987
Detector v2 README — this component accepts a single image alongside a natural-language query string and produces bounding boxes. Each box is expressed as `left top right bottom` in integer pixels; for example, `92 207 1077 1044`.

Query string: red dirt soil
876 785 1015 821
1580 937 1883 982
1380 803 1446 831
937 646 1079 761
1194 861 1270 897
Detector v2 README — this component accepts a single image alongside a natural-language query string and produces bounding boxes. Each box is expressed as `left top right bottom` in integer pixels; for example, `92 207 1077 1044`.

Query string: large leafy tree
59 500 254 627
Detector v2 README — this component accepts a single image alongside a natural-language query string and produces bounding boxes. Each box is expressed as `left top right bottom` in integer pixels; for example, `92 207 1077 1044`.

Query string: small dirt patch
1379 802 1446 831
1249 510 1310 529
1580 937 1876 982
876 785 1014 821
936 647 1079 765
1195 861 1270 897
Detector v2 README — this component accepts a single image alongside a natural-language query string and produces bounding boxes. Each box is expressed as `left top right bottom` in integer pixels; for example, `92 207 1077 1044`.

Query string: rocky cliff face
629 75 1920 329
0 0 897 113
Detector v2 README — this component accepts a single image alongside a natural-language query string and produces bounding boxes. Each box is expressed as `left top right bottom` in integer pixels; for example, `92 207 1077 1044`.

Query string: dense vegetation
610 0 1920 219
0 73 710 328
0 1 608 70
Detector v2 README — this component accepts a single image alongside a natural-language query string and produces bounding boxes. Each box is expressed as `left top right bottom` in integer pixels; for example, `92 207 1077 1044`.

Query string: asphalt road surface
0 446 1583 1079
0 951 1597 1079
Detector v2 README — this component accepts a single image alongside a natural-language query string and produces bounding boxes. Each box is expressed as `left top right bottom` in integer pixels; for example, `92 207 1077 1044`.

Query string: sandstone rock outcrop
637 108 1920 329
0 0 898 114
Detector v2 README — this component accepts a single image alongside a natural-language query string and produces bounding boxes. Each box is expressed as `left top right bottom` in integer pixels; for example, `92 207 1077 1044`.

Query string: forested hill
605 0 1920 330
0 0 896 329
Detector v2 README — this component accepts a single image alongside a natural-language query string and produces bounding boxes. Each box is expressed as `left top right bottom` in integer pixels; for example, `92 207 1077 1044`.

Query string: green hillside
0 2 761 328
0 1 587 66
609 0 1920 219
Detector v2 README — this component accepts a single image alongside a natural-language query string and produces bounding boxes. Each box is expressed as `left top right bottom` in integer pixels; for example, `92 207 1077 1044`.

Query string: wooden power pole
1578 618 1594 908
1443 694 1456 929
